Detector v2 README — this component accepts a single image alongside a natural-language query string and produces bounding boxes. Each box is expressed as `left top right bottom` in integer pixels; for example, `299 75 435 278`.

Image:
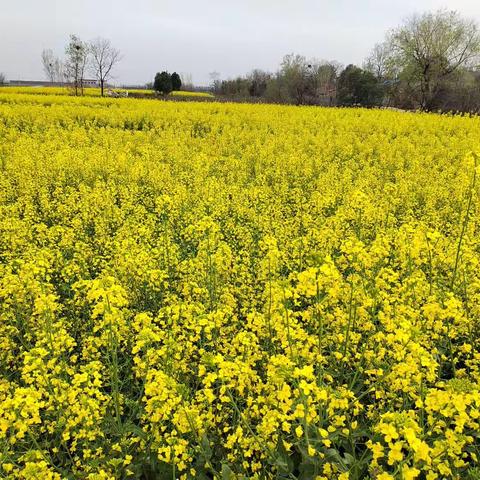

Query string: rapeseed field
0 90 479 479
0 87 213 99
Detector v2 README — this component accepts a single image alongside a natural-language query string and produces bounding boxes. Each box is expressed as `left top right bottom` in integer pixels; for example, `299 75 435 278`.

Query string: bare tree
42 49 56 82
277 54 340 105
278 53 310 104
209 71 221 93
0 73 6 85
310 61 341 105
64 35 89 96
41 49 64 83
247 69 271 97
89 38 122 96
180 72 194 90
364 42 393 80
388 10 480 109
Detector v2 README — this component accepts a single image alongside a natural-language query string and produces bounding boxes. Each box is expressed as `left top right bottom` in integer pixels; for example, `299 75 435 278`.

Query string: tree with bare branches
89 38 122 96
364 42 394 80
388 10 480 109
65 35 88 96
180 73 193 90
41 49 64 83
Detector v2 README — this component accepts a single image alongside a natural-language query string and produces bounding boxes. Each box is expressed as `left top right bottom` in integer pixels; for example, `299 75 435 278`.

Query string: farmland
0 87 214 99
0 90 479 479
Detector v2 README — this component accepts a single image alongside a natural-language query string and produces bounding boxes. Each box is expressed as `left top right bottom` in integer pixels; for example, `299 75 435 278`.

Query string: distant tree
337 64 384 107
279 53 310 104
424 69 480 112
215 56 341 105
42 49 57 82
219 70 271 99
89 38 122 96
0 73 5 85
388 10 480 110
309 61 341 106
220 77 250 97
209 71 221 94
338 65 361 105
41 49 64 83
248 69 271 97
364 42 394 80
180 73 193 90
364 42 401 107
64 35 88 96
275 54 342 105
154 71 173 95
171 72 182 91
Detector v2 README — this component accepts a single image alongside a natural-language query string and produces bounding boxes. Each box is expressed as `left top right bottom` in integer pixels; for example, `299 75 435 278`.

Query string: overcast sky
1 0 480 86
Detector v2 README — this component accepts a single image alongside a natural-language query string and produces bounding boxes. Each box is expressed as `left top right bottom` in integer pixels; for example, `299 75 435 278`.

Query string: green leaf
221 463 235 480
200 433 212 460
269 439 294 475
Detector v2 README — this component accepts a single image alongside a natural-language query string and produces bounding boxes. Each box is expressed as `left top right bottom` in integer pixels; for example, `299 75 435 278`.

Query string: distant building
83 79 98 87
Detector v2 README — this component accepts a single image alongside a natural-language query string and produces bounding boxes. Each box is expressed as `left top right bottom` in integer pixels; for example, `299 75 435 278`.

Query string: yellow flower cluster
0 90 479 479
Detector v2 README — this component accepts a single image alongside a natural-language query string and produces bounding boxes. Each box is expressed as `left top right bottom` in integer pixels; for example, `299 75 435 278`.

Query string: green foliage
154 71 173 95
171 72 182 91
384 10 480 110
337 64 384 107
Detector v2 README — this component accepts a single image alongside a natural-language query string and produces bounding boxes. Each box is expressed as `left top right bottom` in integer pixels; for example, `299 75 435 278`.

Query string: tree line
214 10 480 112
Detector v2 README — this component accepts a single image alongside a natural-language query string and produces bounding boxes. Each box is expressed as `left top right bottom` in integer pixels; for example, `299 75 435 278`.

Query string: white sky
1 0 480 86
